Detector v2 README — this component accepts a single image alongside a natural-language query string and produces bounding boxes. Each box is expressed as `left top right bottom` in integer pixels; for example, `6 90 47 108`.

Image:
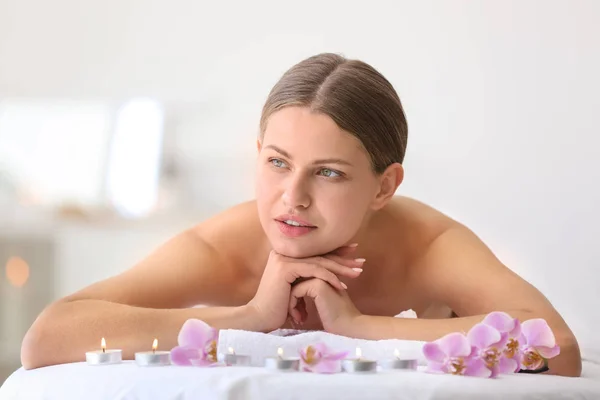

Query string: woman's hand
246 246 364 332
288 277 363 335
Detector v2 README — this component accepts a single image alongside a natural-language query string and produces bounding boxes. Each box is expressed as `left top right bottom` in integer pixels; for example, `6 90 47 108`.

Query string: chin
270 240 319 259
269 234 344 259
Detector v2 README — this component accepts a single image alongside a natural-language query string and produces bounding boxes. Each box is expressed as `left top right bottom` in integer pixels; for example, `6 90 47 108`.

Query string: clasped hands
247 244 365 334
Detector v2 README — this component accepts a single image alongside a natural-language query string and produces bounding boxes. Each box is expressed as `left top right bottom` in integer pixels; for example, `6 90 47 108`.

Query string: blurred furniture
0 231 55 384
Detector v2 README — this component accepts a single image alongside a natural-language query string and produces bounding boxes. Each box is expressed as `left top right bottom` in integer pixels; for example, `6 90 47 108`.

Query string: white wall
1 0 598 350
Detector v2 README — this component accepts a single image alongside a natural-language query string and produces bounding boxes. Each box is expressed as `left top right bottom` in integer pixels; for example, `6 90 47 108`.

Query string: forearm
346 310 581 377
21 300 258 370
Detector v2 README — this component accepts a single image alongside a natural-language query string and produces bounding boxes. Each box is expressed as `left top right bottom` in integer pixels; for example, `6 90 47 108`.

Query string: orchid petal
190 358 217 367
170 346 200 366
425 362 446 374
464 358 492 378
520 347 546 370
482 312 515 332
423 342 446 363
536 344 560 359
467 323 502 349
177 319 215 348
521 319 557 348
509 319 522 338
497 355 519 374
437 332 471 357
312 342 328 352
489 366 499 378
496 332 509 350
307 359 343 374
324 350 350 361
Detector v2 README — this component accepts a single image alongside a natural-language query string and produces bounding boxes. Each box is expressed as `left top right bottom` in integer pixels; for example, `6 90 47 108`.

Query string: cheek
321 186 372 227
255 166 278 198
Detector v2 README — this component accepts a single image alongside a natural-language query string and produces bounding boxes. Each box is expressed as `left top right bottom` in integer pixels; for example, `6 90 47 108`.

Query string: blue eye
319 168 341 178
269 158 286 168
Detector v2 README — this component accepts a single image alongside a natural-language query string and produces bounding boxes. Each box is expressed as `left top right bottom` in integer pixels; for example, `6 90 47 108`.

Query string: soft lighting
152 339 158 353
277 347 284 358
106 98 164 218
228 347 235 355
356 347 362 359
394 348 400 359
101 338 106 353
5 256 30 287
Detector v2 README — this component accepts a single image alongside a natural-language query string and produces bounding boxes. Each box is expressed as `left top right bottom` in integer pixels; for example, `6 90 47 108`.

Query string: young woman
21 53 581 376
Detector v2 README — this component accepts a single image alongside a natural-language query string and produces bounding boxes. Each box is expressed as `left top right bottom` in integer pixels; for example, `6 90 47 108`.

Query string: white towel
216 309 426 367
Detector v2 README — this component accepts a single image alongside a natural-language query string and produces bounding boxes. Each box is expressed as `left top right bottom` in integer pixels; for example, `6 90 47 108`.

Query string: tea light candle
265 347 299 371
135 339 171 366
219 347 251 366
342 347 377 373
86 338 122 365
379 349 418 371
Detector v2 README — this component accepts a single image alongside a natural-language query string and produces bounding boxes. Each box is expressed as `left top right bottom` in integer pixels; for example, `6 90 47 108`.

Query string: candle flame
101 338 106 353
228 347 235 355
394 348 400 359
277 347 284 358
152 338 158 353
355 347 362 359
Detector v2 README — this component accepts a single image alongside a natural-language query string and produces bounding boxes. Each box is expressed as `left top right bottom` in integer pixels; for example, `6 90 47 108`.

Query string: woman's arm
21 228 260 370
345 226 582 377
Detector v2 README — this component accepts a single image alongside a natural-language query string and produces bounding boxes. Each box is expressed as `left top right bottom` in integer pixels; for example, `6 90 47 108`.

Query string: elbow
548 330 582 377
20 303 64 370
21 317 46 370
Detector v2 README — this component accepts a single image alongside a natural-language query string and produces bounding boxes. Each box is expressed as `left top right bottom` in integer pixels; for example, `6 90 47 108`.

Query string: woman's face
255 106 383 258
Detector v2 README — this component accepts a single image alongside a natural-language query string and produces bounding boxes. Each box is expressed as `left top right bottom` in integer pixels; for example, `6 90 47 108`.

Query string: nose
282 173 311 209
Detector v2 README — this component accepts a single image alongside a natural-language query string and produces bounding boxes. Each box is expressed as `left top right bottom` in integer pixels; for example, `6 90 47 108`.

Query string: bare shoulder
385 196 461 256
192 200 270 275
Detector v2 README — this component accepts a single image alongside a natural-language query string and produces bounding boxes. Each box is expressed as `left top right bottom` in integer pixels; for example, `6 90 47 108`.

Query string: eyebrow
264 144 354 167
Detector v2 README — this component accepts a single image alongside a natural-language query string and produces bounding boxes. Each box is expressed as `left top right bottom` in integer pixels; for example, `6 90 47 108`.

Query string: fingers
322 253 366 270
279 253 363 277
297 297 308 323
287 263 347 290
289 307 302 325
288 297 308 326
310 256 364 278
288 279 333 319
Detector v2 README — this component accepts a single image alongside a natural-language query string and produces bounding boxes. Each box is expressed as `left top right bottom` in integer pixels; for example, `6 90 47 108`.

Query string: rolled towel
217 332 426 367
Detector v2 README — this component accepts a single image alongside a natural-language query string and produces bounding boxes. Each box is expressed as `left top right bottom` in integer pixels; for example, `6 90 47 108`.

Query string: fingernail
354 258 366 263
352 268 363 273
341 282 348 289
348 243 359 247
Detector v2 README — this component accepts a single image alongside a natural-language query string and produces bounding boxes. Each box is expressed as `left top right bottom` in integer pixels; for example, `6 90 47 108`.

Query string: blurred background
1 0 599 384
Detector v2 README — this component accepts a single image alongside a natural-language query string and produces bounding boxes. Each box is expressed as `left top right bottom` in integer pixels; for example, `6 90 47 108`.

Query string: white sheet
1 360 599 400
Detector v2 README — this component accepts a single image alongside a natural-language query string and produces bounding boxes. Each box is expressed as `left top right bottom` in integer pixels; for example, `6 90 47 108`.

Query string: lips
275 214 316 228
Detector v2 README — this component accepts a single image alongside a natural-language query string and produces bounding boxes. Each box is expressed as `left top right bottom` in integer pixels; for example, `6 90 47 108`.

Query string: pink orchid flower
423 332 491 377
482 311 523 373
299 343 349 373
170 319 218 366
467 323 512 377
520 318 560 371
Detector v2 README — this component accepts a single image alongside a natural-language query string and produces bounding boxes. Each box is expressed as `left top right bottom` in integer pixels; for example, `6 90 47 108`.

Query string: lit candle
341 347 377 373
86 338 122 365
265 347 299 371
219 347 251 366
135 339 171 366
379 348 418 371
